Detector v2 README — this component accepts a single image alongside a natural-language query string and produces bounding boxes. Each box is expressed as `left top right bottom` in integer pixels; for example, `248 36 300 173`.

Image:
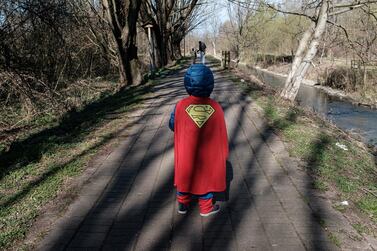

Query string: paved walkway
38 62 371 251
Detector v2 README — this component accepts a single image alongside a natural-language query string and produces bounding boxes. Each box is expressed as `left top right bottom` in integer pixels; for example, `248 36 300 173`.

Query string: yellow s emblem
185 104 215 128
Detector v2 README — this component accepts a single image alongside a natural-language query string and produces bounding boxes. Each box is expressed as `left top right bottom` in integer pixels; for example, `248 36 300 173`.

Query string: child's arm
220 108 229 159
168 106 176 132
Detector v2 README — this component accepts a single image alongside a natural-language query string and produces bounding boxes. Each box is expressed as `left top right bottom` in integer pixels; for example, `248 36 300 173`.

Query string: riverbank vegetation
198 1 377 105
229 64 377 238
253 58 377 106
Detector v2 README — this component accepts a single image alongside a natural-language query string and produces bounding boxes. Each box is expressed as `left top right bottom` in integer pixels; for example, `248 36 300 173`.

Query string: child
190 48 197 64
169 64 228 217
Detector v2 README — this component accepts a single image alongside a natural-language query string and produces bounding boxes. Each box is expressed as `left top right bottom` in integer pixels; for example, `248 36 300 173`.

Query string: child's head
184 64 214 97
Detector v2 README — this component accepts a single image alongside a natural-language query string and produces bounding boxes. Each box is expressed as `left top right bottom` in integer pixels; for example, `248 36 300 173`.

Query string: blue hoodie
169 64 214 131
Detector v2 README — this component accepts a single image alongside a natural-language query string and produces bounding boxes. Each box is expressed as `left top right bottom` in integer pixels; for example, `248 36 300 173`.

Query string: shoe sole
200 208 220 217
178 210 187 214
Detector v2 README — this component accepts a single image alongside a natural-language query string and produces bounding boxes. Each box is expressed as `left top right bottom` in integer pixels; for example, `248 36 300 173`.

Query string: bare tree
276 0 377 101
140 0 204 68
169 0 206 59
0 0 113 116
207 2 221 57
280 1 329 100
229 0 377 101
102 0 143 86
226 1 251 59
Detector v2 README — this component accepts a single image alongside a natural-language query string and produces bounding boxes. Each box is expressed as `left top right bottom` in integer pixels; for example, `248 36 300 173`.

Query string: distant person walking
198 41 206 64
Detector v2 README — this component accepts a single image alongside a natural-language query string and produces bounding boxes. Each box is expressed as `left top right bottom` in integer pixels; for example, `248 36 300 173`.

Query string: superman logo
185 104 215 128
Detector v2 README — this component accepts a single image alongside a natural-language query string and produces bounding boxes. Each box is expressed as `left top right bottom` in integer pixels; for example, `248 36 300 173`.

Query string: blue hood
184 64 214 97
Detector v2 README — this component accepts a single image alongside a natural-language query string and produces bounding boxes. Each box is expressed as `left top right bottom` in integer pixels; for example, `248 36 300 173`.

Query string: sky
194 0 286 35
194 0 230 35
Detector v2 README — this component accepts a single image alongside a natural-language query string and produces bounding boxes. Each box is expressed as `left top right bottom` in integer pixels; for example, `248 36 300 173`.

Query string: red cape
174 96 228 194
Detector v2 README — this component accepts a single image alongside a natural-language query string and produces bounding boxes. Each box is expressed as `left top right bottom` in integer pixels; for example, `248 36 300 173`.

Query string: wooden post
146 24 155 72
221 51 225 69
226 51 228 69
226 51 230 69
222 51 230 69
183 36 186 57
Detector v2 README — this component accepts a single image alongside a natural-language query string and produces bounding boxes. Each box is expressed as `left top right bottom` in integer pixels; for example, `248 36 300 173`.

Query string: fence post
221 51 231 69
225 51 228 69
221 51 225 69
226 51 230 69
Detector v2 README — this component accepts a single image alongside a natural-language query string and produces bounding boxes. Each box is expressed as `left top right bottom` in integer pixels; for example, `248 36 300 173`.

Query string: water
243 65 377 146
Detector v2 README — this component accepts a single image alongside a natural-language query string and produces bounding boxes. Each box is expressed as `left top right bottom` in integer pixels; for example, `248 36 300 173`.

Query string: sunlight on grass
228 68 377 234
0 58 190 249
358 195 377 222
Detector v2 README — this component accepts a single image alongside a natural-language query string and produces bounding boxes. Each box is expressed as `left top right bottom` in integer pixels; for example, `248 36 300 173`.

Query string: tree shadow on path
41 60 337 251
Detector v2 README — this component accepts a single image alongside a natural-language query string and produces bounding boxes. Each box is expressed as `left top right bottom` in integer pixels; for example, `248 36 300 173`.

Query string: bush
320 67 364 91
320 66 377 94
252 54 293 68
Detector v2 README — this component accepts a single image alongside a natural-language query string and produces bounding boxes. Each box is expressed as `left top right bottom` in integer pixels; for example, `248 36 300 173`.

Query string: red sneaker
200 204 220 217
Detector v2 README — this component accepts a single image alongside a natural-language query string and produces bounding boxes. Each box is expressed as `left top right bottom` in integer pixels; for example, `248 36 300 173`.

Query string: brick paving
38 62 372 251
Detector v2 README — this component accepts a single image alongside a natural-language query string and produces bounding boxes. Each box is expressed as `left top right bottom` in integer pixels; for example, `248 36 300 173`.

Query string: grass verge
227 65 377 236
0 58 189 249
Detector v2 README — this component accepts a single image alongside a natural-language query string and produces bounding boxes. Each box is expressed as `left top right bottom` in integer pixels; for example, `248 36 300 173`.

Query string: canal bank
236 63 377 147
217 59 377 240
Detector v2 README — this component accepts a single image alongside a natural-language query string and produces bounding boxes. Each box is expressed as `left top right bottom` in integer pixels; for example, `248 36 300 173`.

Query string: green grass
352 223 368 235
0 58 189 249
0 87 149 249
256 98 376 219
333 203 349 213
357 195 377 220
0 158 85 248
328 232 341 247
313 180 328 191
262 99 376 223
335 176 358 193
226 61 377 235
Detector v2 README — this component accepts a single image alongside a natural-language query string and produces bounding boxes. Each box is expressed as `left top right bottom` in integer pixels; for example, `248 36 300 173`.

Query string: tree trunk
148 27 163 69
3 44 11 68
212 41 216 57
102 0 142 87
159 34 169 66
152 27 169 67
170 39 182 61
280 0 329 101
115 39 142 87
140 0 200 68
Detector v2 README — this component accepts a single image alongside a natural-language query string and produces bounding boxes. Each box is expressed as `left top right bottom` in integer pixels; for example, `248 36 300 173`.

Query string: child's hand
169 107 176 132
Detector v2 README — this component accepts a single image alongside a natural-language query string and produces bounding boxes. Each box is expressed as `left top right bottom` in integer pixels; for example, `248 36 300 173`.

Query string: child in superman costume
169 64 228 217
